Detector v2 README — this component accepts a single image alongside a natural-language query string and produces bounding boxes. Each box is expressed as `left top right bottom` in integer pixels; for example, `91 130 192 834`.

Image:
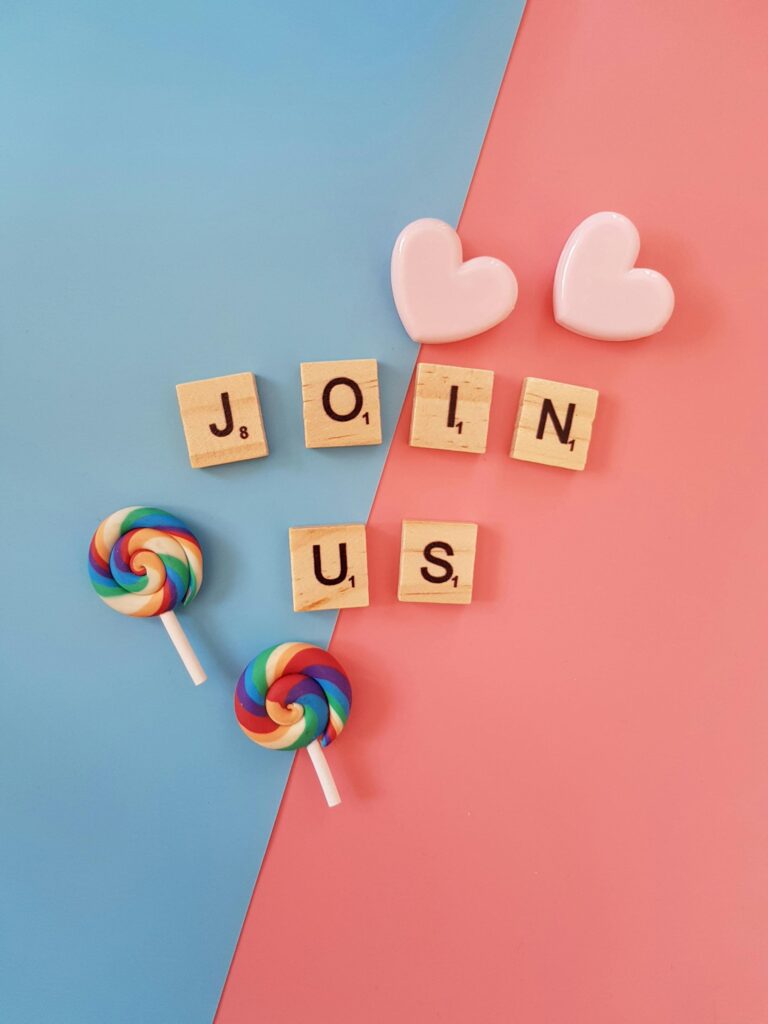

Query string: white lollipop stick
159 611 207 686
306 740 341 807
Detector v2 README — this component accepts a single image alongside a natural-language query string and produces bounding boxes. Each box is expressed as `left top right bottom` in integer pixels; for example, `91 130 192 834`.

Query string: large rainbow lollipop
88 506 206 685
235 642 352 807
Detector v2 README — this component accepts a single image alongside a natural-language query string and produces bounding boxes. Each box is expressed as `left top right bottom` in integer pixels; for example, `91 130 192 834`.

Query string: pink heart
554 212 674 341
391 218 518 344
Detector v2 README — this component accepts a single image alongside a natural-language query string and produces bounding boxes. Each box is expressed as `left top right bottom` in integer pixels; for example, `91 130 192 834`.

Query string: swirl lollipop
88 506 206 685
235 642 351 807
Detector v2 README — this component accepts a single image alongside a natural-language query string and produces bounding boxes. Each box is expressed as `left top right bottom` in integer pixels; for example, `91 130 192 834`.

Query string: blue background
0 2 525 1020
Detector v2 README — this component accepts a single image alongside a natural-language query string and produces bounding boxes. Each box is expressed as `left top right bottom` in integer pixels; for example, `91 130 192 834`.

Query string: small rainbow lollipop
88 506 206 685
235 642 352 807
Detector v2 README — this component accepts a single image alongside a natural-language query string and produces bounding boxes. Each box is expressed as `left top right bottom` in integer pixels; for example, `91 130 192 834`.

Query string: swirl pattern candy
88 506 203 617
235 642 351 751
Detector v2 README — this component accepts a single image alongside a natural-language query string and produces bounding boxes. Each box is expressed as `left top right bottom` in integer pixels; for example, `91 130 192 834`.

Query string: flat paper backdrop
219 3 768 1023
0 2 526 1021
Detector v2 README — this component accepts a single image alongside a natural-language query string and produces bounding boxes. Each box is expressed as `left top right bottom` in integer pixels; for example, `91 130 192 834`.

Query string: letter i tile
410 362 494 454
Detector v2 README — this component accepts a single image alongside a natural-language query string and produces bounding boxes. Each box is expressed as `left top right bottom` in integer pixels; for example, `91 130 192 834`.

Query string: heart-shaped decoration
554 212 674 341
391 218 517 344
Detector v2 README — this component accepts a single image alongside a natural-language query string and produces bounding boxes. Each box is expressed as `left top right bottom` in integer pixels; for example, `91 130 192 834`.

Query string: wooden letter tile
289 524 369 612
176 372 268 468
398 520 478 605
510 377 599 471
409 362 494 454
300 359 382 448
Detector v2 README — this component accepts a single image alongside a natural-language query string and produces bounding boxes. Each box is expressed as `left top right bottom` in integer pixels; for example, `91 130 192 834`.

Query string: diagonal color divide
217 2 768 1022
0 2 526 1021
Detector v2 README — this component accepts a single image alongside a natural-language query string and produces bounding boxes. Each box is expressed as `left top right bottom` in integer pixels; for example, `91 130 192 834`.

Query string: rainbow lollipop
88 506 206 685
235 642 352 807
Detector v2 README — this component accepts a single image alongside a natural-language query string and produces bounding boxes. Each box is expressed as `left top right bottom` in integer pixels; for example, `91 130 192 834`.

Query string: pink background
218 2 768 1021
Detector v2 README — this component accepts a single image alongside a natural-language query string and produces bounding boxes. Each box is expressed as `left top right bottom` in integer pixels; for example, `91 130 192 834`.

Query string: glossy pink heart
554 211 674 341
391 218 518 344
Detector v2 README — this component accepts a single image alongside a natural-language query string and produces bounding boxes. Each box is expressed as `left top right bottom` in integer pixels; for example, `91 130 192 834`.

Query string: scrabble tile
510 377 599 471
409 362 494 454
300 359 382 448
398 520 478 605
289 524 369 612
176 372 268 469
